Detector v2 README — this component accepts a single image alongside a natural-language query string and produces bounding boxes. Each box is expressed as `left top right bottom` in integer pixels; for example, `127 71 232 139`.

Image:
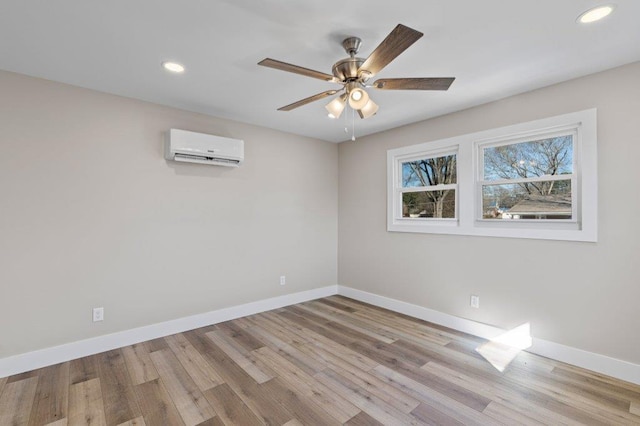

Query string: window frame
387 109 597 242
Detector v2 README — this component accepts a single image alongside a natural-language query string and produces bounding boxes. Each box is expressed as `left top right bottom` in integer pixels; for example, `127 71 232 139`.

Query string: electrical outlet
470 295 480 309
280 275 286 286
93 307 104 322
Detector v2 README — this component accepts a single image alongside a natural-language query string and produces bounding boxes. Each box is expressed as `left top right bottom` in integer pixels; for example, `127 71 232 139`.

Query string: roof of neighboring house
507 194 572 215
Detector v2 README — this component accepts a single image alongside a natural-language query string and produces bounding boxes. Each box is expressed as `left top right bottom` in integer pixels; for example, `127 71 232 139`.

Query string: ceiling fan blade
358 24 423 77
278 90 339 111
259 58 337 82
372 77 455 90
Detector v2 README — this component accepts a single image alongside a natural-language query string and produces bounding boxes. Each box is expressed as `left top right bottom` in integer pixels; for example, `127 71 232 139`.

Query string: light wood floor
2 296 640 425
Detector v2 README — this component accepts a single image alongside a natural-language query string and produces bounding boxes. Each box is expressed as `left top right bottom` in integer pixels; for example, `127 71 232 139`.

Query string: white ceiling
1 1 639 143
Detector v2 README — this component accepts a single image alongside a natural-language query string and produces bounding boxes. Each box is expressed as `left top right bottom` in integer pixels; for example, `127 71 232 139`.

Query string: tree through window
480 134 574 220
401 153 457 219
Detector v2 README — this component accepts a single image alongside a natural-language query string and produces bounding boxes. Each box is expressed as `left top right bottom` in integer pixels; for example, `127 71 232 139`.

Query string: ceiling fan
258 24 455 120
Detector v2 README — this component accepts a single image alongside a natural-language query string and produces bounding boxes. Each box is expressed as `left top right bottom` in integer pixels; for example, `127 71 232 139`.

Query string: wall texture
0 70 338 358
339 62 640 364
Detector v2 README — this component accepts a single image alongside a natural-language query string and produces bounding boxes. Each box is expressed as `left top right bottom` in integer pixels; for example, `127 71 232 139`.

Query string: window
400 152 457 219
479 132 575 221
387 109 597 241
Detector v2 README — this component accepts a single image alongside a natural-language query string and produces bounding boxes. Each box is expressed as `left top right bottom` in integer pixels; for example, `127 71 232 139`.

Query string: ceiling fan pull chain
351 107 356 141
344 103 349 134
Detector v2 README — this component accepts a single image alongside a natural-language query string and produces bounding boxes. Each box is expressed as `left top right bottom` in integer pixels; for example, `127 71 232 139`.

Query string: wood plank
242 322 326 376
116 416 146 426
327 362 421 414
370 364 500 426
350 341 492 413
266 311 379 371
0 376 7 398
67 378 106 426
285 306 383 348
252 346 359 423
332 296 463 345
297 302 397 344
259 378 340 426
410 402 467 426
314 368 423 425
194 417 225 426
482 402 546 426
122 343 159 385
205 331 274 384
44 419 67 426
307 299 403 342
244 314 309 347
145 337 169 353
256 312 314 344
216 321 265 351
421 360 584 425
304 338 379 372
294 339 371 377
552 362 640 394
343 411 384 426
293 332 419 416
315 298 357 313
548 364 640 409
0 376 39 426
183 329 292 426
149 349 215 426
95 350 141 425
133 378 185 426
28 362 70 426
69 356 99 385
164 333 224 391
203 383 265 426
6 370 39 384
630 401 640 416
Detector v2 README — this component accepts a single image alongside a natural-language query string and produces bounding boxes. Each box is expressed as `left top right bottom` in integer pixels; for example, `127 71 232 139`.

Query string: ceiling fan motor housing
332 36 369 83
332 57 365 82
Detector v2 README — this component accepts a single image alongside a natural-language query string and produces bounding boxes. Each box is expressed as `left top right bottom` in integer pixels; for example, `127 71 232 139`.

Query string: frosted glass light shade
348 88 369 110
357 99 379 119
325 94 347 118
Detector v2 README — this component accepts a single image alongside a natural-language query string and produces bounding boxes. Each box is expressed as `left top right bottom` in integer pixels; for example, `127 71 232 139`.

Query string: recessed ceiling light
162 61 185 73
577 4 616 24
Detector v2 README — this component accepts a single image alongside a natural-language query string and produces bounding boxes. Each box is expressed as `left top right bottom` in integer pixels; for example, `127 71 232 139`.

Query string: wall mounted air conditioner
165 129 244 167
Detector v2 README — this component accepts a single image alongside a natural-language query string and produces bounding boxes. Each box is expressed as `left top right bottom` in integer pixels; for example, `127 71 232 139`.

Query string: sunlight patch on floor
476 323 532 372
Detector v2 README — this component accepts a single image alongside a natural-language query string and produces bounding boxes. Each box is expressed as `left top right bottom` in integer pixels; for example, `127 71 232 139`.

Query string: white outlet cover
93 307 104 322
470 295 480 308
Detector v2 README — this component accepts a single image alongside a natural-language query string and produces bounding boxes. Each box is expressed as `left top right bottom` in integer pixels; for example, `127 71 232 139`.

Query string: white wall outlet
470 295 480 309
93 307 104 322
280 275 286 286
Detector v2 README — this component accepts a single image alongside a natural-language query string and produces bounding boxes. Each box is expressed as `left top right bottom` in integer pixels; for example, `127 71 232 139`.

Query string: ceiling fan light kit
258 23 455 138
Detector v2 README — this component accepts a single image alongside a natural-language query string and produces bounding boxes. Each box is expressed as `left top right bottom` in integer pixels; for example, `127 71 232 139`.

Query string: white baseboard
337 285 640 386
4 283 639 387
0 285 337 378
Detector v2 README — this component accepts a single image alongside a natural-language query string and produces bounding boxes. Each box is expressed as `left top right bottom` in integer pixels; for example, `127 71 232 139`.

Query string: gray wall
3 61 639 366
0 70 338 358
338 62 640 364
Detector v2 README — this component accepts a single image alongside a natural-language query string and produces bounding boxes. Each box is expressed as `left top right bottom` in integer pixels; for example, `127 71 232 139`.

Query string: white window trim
387 109 597 242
